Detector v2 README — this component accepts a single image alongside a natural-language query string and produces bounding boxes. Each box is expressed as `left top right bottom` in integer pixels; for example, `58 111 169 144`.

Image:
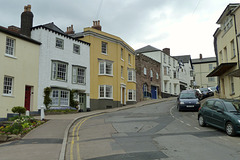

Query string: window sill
128 100 136 101
72 82 86 85
101 53 108 55
5 54 17 59
128 80 136 83
2 94 14 98
99 97 113 100
99 74 113 77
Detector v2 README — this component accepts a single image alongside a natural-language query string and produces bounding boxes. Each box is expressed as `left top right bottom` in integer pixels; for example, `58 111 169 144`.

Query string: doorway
24 86 32 111
79 93 86 111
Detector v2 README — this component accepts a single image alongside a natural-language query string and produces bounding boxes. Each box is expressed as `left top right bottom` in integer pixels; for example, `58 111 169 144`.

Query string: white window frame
128 89 136 101
52 61 68 81
73 44 80 54
3 76 13 95
150 69 153 78
72 66 86 84
156 72 159 79
99 85 113 99
56 38 64 49
231 40 236 58
128 54 131 65
144 67 147 75
128 69 136 82
121 66 124 78
102 42 107 55
99 60 113 76
5 37 15 57
51 89 70 106
121 48 124 61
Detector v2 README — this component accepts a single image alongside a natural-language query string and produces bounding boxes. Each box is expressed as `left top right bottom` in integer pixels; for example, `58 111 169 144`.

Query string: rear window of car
225 101 240 112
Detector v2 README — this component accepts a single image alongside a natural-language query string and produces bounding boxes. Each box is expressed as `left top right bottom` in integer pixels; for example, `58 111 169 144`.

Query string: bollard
26 110 30 116
41 106 45 120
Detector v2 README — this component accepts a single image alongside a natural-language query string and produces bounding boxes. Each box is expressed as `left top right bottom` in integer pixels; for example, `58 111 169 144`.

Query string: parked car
198 98 240 136
209 86 217 92
194 89 203 100
199 88 209 98
177 90 200 111
207 88 214 96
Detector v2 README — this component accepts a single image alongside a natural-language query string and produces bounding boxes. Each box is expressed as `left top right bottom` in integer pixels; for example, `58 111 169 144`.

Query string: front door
79 93 86 111
24 86 31 111
151 86 157 99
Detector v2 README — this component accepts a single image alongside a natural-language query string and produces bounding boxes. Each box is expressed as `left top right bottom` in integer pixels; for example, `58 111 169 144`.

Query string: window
168 56 170 65
73 44 80 54
173 71 177 78
121 66 123 78
52 61 68 81
128 89 136 101
99 85 113 99
99 60 113 75
156 72 159 79
173 60 176 68
224 47 228 62
56 38 64 49
230 76 234 94
51 89 69 106
5 37 15 56
3 76 13 95
223 17 233 33
163 54 166 63
209 64 213 71
72 66 85 84
231 40 236 58
121 48 123 60
219 51 223 63
102 42 107 54
143 84 148 97
128 54 131 64
208 77 215 82
150 70 153 77
144 67 147 75
128 69 136 82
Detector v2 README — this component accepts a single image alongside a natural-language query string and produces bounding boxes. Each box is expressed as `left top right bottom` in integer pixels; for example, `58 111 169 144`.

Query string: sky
1 0 239 59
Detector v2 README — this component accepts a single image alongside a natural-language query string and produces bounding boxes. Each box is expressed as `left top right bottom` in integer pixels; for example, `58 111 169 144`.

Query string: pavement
0 97 176 160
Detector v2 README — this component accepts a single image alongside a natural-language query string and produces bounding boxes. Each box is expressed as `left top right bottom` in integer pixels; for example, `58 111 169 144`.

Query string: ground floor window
99 85 113 99
51 89 69 106
128 89 136 101
3 76 13 95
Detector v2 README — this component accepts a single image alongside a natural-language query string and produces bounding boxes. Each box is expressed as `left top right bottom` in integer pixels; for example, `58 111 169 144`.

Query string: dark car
198 98 240 136
207 88 214 96
199 88 209 98
194 89 203 100
177 90 200 111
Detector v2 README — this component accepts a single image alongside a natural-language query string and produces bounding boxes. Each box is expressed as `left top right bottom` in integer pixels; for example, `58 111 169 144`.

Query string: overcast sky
1 0 239 59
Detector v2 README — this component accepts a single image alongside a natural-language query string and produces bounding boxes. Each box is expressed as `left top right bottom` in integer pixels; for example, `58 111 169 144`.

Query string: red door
24 86 31 111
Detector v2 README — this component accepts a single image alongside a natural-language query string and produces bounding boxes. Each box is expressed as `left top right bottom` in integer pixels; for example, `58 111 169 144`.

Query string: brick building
135 54 161 102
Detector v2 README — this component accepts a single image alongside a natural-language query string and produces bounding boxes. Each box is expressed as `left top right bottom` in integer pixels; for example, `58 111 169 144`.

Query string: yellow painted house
73 21 136 110
0 26 41 119
208 3 240 99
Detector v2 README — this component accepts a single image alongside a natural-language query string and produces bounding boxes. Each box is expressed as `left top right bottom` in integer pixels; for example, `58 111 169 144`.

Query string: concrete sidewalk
0 97 176 160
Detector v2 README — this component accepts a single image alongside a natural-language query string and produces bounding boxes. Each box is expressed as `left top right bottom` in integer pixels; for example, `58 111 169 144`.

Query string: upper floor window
121 66 123 78
156 72 159 79
230 76 234 94
150 69 153 78
163 54 166 63
231 40 236 58
73 44 80 54
3 76 13 95
128 54 131 64
56 38 64 49
128 69 136 82
102 42 107 55
121 48 124 60
224 47 228 62
72 66 85 84
173 60 176 68
208 77 215 82
168 56 170 65
223 17 233 33
209 64 214 71
5 37 15 56
99 60 113 76
173 71 177 78
52 61 68 81
144 67 147 75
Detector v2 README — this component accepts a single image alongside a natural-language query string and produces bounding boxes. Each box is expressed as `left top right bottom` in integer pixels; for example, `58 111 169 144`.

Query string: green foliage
44 87 52 109
70 90 79 108
11 106 26 116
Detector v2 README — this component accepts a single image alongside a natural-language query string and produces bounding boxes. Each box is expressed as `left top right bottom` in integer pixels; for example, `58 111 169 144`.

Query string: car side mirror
216 108 223 113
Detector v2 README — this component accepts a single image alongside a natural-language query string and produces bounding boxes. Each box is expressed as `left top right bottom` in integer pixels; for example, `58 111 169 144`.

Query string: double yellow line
70 114 104 160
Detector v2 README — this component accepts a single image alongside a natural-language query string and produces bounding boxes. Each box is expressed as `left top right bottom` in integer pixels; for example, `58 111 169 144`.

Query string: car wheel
198 115 206 127
225 122 236 136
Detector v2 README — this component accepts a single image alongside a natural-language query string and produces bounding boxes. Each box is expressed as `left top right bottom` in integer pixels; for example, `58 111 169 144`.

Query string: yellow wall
0 32 40 117
81 28 135 103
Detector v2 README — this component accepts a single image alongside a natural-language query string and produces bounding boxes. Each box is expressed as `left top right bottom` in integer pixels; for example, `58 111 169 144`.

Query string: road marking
186 123 191 126
218 136 228 141
180 120 184 123
194 127 200 130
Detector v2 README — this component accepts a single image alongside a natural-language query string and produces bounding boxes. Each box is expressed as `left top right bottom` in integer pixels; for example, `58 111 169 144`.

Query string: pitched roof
172 55 191 63
192 57 217 64
135 45 161 53
42 22 65 34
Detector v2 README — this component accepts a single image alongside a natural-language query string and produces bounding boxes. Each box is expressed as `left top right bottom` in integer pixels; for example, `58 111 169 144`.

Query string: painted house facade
73 21 136 110
31 23 91 111
208 3 240 99
0 26 40 118
136 45 180 97
192 54 217 88
135 53 161 102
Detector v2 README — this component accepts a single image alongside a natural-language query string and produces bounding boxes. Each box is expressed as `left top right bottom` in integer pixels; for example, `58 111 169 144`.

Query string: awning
227 68 240 77
207 63 237 77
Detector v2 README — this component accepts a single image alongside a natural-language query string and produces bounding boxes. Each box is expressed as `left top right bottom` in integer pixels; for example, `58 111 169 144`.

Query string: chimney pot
20 4 33 37
200 54 202 59
92 20 102 31
163 48 170 56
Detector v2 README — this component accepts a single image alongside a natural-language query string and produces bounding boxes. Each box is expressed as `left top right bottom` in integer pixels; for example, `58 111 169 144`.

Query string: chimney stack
92 20 102 31
20 4 33 37
163 48 170 56
199 54 202 59
65 25 75 34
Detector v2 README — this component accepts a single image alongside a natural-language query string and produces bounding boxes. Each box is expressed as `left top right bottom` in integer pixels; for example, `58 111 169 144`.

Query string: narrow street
66 99 240 160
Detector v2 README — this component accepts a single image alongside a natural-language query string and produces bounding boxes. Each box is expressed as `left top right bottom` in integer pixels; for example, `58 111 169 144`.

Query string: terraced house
0 19 41 118
73 21 136 110
208 3 240 99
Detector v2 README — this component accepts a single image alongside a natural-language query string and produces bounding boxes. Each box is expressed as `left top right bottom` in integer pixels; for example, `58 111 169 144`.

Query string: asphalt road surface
66 99 240 160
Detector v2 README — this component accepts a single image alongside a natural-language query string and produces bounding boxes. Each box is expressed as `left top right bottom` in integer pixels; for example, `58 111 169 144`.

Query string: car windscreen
225 101 240 112
179 92 196 99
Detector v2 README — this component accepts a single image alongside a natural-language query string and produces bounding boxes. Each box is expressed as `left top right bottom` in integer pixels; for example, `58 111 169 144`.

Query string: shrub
12 106 26 116
44 87 52 109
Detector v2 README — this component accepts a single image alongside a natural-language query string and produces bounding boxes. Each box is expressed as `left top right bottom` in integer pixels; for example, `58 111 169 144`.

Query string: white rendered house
31 23 91 111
